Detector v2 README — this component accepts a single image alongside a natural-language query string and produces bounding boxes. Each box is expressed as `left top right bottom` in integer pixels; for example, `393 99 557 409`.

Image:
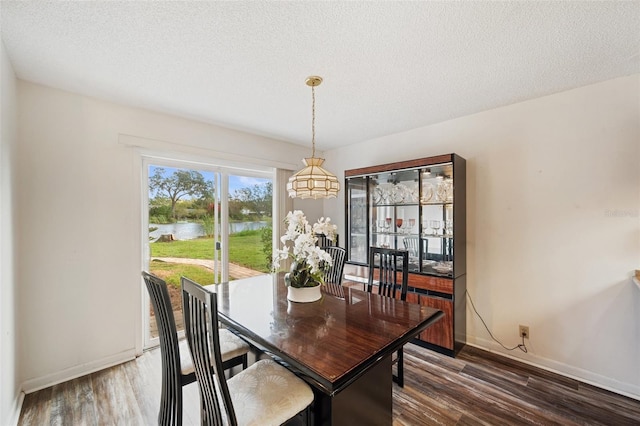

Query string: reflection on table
206 273 443 426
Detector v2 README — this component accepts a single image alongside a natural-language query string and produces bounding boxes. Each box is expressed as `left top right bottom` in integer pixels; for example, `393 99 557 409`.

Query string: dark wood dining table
205 274 443 426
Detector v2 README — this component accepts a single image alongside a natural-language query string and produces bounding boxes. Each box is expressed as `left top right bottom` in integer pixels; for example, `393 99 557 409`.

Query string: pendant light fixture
287 76 340 199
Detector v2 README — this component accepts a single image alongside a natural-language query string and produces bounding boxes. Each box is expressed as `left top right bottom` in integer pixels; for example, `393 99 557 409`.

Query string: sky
148 165 270 198
230 175 270 194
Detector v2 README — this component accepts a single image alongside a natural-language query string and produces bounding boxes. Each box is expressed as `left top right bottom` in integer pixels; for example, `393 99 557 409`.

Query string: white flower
312 217 336 242
271 210 338 284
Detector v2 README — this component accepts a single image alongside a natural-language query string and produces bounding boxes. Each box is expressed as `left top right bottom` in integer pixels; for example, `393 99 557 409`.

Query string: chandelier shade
288 76 340 199
287 157 340 199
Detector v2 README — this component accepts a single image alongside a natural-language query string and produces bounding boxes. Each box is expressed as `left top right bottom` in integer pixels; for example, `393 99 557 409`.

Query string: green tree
230 182 273 220
253 182 272 217
149 168 212 220
149 196 172 223
261 225 273 270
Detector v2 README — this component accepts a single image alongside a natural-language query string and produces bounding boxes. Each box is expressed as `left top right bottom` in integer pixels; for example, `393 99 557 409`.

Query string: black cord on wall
466 289 528 353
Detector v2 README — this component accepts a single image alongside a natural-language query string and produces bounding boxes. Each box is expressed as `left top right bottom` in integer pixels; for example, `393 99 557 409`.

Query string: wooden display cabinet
344 153 466 356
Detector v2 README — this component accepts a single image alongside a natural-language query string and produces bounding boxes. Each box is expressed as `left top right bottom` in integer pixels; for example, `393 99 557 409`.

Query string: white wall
0 40 20 425
12 72 639 400
15 81 311 392
324 74 640 398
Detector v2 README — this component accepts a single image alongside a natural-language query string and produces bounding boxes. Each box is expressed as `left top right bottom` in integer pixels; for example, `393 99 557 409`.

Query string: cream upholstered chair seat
182 276 314 426
142 272 250 426
178 328 249 376
227 359 314 426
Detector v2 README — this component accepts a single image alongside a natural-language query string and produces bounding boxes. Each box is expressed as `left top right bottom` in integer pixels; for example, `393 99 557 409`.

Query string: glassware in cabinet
419 163 454 277
369 170 420 254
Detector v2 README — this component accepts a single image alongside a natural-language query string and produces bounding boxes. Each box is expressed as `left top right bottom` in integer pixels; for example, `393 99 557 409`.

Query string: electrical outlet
519 325 530 339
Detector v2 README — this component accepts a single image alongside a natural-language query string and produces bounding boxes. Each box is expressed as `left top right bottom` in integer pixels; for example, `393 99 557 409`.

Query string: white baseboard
21 349 136 394
466 336 640 401
4 390 24 426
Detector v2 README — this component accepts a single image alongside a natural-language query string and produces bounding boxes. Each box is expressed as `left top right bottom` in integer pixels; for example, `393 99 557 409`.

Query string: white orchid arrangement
272 210 337 288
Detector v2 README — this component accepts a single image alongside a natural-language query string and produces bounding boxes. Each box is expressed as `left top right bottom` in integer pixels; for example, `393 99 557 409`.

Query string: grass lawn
227 231 270 272
150 238 215 259
149 261 215 287
150 229 271 287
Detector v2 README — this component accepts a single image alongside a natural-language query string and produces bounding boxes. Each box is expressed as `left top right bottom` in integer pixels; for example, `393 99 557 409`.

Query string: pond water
149 221 268 241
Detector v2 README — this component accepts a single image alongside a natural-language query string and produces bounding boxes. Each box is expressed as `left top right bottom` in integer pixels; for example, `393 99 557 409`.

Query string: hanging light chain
311 84 316 158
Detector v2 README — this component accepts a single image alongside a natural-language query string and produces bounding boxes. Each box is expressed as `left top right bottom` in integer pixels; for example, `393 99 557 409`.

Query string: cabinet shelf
372 232 421 237
421 201 453 206
373 202 420 207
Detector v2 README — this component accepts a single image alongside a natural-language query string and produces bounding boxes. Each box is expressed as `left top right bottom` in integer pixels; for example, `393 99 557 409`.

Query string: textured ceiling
1 1 639 150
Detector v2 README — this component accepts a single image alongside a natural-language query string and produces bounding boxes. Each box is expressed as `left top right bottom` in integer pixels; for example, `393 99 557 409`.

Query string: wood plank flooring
19 343 640 425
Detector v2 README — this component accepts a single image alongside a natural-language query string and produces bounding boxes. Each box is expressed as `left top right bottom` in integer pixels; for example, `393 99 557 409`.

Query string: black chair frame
321 246 346 284
142 272 247 426
366 247 409 387
182 278 312 426
182 277 235 425
315 233 338 248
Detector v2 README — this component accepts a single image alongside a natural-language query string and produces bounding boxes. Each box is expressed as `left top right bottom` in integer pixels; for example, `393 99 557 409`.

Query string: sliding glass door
142 156 273 346
226 175 273 281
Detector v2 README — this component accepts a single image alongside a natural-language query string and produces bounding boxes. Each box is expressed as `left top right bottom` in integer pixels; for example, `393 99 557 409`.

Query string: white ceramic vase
287 285 322 303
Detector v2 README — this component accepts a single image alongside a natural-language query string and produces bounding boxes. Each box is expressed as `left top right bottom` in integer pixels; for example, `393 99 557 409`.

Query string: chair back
142 271 185 425
402 236 421 259
321 246 346 284
315 233 339 248
367 247 409 301
181 277 236 426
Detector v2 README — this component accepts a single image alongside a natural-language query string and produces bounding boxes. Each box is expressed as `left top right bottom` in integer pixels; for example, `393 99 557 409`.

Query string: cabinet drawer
345 267 453 295
409 274 453 294
418 294 454 350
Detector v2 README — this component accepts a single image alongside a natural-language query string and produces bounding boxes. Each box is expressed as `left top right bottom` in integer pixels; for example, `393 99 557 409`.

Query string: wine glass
385 217 392 233
396 218 403 234
436 180 452 202
430 220 441 236
408 218 416 234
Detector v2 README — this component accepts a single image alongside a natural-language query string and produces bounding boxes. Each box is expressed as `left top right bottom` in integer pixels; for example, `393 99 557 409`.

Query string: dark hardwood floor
19 343 640 425
397 345 640 425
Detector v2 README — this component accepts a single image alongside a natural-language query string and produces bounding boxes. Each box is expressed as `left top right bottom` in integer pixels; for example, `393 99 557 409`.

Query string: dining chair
315 232 339 248
367 247 409 387
321 246 346 284
181 277 314 426
142 272 250 426
403 236 422 259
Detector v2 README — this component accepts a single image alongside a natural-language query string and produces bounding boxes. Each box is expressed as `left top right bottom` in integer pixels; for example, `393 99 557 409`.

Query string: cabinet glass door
346 176 368 264
419 163 454 276
370 169 420 269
